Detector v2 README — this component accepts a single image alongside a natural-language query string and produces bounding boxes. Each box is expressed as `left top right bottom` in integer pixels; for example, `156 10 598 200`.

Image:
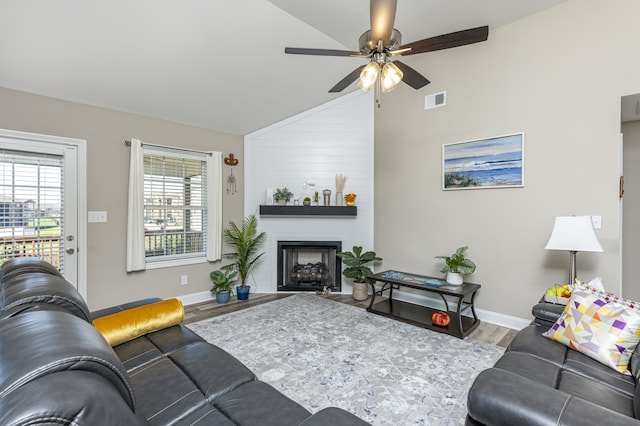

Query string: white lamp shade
545 216 603 252
381 62 403 92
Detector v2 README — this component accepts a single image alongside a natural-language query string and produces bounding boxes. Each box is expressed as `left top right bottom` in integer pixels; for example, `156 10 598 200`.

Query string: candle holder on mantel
323 189 331 206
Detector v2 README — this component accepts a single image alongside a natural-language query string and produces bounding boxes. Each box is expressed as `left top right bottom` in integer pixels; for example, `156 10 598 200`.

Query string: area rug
187 294 504 426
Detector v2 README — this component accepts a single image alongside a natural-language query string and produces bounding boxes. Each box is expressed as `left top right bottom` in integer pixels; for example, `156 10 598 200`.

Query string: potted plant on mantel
222 214 266 300
337 246 382 301
209 268 237 304
435 246 476 285
273 187 293 205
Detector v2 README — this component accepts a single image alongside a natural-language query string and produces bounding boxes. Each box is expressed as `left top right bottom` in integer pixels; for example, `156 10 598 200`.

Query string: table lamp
545 216 603 285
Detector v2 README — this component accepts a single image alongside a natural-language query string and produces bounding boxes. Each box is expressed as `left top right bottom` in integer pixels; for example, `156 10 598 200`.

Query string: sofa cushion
92 298 184 346
543 283 640 375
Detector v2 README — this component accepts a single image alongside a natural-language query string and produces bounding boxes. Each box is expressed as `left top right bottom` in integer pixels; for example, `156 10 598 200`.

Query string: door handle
66 248 75 255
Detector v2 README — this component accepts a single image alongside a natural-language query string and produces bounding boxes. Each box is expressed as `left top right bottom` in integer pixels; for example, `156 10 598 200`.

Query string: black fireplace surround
277 241 342 292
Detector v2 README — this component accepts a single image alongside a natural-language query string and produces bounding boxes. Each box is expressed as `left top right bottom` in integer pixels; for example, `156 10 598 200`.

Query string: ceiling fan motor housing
359 29 402 54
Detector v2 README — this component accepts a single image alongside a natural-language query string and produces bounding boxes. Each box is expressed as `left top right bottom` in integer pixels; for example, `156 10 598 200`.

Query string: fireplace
277 241 342 292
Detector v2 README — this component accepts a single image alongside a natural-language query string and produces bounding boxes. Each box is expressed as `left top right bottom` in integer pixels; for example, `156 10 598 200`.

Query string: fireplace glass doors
277 241 342 292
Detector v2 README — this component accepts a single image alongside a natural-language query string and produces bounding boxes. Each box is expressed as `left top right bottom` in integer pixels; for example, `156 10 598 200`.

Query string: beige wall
374 0 640 319
623 119 640 300
0 87 244 310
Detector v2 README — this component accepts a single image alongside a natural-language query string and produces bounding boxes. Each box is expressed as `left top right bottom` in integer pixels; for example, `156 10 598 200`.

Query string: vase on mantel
336 192 343 206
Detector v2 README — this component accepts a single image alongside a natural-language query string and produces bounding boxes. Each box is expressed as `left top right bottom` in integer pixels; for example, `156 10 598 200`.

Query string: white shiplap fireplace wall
244 91 374 294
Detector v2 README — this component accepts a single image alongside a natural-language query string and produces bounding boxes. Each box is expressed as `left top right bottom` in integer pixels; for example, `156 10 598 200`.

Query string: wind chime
224 153 239 195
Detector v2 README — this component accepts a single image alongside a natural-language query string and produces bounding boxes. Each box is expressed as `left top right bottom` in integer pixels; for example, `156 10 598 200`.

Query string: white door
0 129 86 295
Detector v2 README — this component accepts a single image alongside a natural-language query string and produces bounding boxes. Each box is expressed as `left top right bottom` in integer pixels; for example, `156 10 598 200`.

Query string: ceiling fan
284 0 489 106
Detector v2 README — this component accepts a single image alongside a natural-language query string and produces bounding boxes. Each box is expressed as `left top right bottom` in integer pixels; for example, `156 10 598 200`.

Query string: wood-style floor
183 293 518 348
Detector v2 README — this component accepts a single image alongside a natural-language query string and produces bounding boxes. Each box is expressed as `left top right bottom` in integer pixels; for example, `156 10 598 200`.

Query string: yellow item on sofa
92 299 184 347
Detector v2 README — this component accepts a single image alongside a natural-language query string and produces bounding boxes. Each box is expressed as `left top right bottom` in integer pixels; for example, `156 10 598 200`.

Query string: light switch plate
88 211 108 223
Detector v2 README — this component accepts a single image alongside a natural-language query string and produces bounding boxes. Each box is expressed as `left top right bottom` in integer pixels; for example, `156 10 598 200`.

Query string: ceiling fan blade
399 26 489 56
394 60 430 90
329 65 366 93
285 47 364 57
370 0 397 49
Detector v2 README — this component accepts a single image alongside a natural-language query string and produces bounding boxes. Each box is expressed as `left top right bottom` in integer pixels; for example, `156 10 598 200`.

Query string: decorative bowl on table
384 271 404 280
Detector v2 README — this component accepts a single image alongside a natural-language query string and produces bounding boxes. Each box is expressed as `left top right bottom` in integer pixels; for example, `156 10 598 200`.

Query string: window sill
145 256 208 270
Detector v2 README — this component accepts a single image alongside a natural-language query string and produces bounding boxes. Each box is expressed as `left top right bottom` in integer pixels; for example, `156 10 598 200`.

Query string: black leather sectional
466 302 640 425
0 257 369 425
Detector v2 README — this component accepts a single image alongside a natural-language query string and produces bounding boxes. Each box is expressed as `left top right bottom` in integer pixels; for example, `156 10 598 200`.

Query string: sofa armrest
468 368 639 426
531 302 565 328
299 407 371 425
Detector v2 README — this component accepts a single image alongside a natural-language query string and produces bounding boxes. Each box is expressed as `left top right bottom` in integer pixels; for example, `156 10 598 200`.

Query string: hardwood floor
183 293 518 348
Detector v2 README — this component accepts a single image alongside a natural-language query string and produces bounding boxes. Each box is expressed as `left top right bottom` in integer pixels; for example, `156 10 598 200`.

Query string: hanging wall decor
224 153 239 195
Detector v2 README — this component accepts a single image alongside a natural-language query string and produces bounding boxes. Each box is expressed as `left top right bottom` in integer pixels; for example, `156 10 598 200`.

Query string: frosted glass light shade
358 62 380 91
545 216 603 252
381 62 403 92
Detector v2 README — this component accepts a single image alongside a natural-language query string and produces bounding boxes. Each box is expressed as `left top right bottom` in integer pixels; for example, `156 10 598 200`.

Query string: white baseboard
177 289 531 331
177 290 215 306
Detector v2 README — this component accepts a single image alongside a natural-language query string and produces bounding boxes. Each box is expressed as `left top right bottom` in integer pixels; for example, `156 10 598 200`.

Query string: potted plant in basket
209 268 237 304
273 187 293 205
337 246 382 301
222 214 266 300
435 246 476 285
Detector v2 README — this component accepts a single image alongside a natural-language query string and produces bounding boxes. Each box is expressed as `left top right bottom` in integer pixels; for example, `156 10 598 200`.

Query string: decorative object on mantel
224 153 239 195
337 246 382 301
345 193 357 206
303 197 311 206
435 246 476 286
314 191 319 205
273 187 293 205
335 174 347 206
322 189 332 206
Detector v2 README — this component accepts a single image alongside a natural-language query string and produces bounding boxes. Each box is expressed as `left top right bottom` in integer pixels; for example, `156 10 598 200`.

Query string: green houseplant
337 246 382 301
222 214 266 300
273 187 293 205
209 268 237 304
435 246 476 285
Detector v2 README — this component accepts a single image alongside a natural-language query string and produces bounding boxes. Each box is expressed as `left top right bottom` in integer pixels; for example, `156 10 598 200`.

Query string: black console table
368 270 481 339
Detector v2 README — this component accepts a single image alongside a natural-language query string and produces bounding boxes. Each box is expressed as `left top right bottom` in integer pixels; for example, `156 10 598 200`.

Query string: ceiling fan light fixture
358 62 380 91
381 61 403 92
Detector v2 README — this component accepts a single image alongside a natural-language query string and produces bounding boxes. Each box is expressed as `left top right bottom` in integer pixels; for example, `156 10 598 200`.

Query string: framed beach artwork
442 133 524 190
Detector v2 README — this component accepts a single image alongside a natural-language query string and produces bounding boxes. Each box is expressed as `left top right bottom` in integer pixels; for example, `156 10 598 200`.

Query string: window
126 140 221 271
0 149 64 271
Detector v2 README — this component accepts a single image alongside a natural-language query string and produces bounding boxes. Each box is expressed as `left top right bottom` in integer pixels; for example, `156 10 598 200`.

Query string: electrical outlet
180 275 188 285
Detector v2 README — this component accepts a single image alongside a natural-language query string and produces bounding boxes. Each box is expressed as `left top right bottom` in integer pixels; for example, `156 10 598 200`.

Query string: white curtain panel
126 138 146 272
207 151 222 261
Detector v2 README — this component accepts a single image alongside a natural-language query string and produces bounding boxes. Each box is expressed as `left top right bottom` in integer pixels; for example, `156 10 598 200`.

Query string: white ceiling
0 0 567 135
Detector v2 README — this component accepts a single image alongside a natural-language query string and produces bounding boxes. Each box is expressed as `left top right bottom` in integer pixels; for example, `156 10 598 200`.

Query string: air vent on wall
425 91 446 110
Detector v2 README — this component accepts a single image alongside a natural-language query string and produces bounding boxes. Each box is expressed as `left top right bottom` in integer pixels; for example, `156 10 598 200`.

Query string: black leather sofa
466 301 640 425
0 257 369 425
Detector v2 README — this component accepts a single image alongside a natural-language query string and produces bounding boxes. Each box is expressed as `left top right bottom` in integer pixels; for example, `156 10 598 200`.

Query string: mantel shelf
259 205 357 217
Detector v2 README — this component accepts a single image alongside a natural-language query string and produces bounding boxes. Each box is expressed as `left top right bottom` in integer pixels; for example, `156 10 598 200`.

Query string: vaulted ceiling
0 0 566 135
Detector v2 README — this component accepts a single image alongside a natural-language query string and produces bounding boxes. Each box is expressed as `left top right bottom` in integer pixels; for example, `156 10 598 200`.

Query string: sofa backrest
0 310 145 425
0 257 91 321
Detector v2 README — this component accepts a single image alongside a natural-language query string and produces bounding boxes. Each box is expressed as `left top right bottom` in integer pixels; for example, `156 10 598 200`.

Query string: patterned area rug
187 294 504 426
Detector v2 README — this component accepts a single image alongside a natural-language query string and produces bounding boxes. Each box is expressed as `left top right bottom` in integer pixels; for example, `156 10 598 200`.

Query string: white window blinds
0 149 64 272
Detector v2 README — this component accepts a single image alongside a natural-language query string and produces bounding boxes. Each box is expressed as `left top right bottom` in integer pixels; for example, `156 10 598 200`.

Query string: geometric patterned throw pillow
543 281 640 375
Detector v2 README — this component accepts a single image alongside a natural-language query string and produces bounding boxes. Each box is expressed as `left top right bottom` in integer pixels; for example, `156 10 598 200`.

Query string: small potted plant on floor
435 246 476 285
337 245 382 301
273 187 293 205
223 214 266 300
210 268 237 304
